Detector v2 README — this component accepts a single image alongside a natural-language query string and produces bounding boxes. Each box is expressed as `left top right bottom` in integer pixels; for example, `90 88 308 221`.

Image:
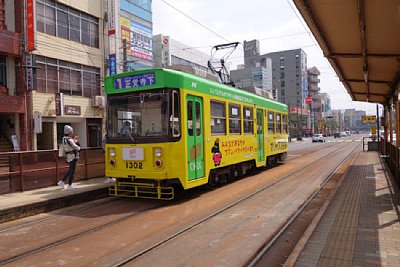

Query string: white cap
64 125 73 134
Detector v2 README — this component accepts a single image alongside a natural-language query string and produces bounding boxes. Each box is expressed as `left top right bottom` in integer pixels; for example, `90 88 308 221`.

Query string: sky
152 0 381 115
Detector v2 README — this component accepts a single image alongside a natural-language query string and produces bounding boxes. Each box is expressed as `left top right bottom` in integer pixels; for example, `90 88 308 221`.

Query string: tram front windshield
107 89 180 142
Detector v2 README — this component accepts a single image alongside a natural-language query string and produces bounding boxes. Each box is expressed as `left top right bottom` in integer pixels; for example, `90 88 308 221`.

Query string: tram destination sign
114 73 156 89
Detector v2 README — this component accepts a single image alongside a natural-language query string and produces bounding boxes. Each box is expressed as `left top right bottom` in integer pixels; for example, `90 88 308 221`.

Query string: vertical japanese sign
26 0 35 51
108 0 119 74
109 54 117 75
25 54 35 91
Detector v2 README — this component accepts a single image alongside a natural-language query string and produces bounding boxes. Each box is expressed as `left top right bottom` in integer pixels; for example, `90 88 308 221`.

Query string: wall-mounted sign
26 0 35 51
305 97 312 105
64 105 81 115
33 111 42 133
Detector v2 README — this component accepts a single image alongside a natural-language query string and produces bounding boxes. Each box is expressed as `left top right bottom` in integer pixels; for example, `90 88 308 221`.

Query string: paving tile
294 152 400 267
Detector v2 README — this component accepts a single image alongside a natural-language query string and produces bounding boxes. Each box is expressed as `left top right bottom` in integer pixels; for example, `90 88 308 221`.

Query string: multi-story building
330 109 344 133
107 0 153 74
344 109 368 133
31 0 105 150
0 0 26 151
260 49 308 109
261 49 308 136
307 66 320 133
240 40 309 137
152 34 210 72
230 63 273 95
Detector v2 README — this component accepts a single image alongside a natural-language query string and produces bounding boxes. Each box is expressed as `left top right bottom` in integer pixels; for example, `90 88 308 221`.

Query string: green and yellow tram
104 68 288 199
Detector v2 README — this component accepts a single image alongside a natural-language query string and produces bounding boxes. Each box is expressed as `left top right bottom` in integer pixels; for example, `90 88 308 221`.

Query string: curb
0 187 109 223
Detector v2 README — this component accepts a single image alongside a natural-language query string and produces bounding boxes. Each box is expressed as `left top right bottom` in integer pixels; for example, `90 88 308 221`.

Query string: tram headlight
109 148 116 157
154 148 162 158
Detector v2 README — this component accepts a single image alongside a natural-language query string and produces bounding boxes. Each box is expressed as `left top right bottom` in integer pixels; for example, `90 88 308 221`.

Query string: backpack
58 137 74 158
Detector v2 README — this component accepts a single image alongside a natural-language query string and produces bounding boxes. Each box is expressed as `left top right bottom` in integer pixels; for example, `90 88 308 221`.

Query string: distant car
334 132 340 138
312 134 326 143
340 132 347 137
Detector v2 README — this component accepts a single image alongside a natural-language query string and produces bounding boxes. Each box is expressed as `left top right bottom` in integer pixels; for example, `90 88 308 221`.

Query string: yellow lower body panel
109 180 174 200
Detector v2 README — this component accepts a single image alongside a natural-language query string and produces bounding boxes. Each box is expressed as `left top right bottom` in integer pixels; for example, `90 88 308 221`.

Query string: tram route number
125 162 143 169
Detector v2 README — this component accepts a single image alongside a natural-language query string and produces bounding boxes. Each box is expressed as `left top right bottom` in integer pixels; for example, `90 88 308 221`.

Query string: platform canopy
293 0 400 104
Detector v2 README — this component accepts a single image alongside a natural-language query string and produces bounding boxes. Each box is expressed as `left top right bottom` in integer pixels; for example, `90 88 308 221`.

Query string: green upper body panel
104 68 288 113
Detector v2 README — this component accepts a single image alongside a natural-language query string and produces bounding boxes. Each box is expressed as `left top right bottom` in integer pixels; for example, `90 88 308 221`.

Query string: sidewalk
291 151 400 267
0 177 111 223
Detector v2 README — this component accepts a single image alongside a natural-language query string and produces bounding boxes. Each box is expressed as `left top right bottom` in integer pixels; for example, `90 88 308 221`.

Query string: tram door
186 95 205 180
256 109 264 162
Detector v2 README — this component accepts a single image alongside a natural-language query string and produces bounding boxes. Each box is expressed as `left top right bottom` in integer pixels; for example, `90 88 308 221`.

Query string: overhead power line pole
123 39 127 72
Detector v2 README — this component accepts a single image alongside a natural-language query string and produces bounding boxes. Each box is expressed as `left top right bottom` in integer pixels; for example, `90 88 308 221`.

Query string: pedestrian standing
58 125 81 190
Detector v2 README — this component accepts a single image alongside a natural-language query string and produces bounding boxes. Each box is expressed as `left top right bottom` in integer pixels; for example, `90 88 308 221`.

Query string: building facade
152 34 210 73
107 0 153 75
0 0 26 151
31 0 105 150
261 49 308 136
230 63 273 96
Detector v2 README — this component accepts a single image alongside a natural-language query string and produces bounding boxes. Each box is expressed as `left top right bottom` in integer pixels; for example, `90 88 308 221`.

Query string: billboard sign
120 17 153 62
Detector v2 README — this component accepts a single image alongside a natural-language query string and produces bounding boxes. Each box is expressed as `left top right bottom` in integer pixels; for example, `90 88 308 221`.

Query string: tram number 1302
125 162 143 169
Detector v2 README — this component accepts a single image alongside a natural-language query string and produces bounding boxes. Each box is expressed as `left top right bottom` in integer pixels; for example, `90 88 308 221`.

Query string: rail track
112 142 360 266
1 139 359 266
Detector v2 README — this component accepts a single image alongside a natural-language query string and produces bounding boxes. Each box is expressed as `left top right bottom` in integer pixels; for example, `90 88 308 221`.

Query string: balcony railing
0 148 104 194
382 140 400 185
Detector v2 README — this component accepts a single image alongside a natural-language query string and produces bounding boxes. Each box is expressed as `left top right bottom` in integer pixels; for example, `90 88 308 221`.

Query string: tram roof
105 68 288 112
293 0 400 104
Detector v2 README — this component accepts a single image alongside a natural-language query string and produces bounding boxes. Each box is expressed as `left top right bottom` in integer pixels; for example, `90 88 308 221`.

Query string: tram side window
282 114 288 134
268 111 275 134
229 104 241 134
210 101 226 135
170 90 180 137
276 113 282 133
243 106 254 134
187 101 193 136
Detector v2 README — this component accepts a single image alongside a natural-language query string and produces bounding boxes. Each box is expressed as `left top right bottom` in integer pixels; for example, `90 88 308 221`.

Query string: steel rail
247 141 360 266
2 138 360 265
111 142 357 266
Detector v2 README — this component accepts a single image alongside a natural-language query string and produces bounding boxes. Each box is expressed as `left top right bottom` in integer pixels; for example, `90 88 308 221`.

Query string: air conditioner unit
92 95 105 108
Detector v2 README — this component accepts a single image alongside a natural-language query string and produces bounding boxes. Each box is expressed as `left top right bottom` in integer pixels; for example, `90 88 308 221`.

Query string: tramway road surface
0 139 361 266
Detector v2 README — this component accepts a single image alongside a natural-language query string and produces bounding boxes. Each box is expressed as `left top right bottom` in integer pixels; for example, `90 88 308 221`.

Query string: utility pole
122 39 128 72
376 104 380 142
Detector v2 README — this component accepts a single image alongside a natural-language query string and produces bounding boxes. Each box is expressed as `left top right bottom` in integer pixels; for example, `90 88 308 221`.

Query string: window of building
281 80 285 88
0 56 6 87
276 113 282 133
35 56 100 97
210 101 226 135
282 114 288 134
243 106 253 134
268 111 275 134
229 104 241 134
36 0 99 48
